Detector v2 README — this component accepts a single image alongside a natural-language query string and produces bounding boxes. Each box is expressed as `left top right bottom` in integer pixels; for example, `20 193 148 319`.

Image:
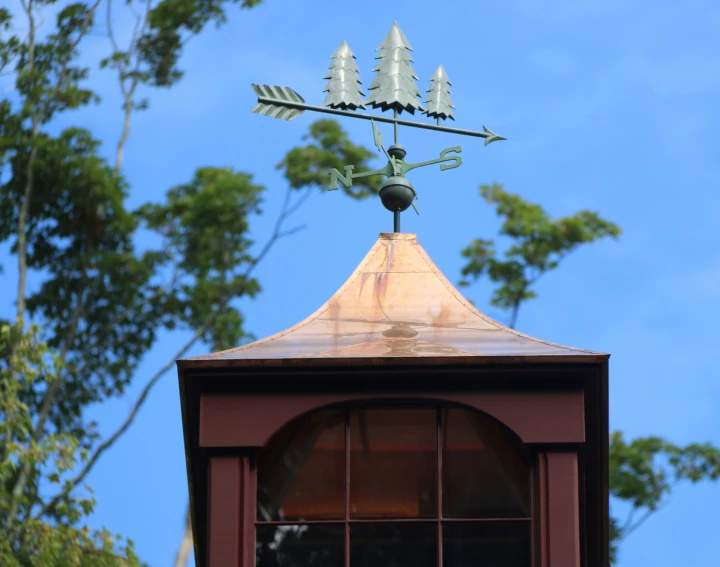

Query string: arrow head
482 125 507 146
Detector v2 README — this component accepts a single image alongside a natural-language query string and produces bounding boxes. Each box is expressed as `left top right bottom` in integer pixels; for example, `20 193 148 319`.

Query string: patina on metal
251 21 506 232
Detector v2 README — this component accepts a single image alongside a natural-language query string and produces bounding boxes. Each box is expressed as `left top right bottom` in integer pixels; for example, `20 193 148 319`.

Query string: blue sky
2 0 720 565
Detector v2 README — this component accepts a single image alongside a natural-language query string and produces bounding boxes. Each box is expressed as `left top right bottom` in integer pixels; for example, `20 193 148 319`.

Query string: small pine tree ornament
423 65 455 123
365 22 424 115
323 41 366 110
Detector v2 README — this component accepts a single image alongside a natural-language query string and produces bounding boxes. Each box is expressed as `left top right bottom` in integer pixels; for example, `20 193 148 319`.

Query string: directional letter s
439 146 462 171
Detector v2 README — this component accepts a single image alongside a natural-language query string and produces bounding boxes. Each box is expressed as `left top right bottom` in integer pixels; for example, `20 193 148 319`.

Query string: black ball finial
379 176 416 213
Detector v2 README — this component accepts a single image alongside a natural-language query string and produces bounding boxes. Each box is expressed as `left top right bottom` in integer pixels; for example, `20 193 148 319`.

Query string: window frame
254 404 534 567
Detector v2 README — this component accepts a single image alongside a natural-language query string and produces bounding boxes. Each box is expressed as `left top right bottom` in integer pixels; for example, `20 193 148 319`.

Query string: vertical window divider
437 406 444 567
345 408 351 567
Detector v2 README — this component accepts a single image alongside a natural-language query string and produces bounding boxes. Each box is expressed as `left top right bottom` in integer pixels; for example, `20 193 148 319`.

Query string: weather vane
251 22 505 232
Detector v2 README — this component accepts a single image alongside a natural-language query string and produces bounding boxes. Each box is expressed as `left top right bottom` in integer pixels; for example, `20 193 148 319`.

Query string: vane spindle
394 110 398 144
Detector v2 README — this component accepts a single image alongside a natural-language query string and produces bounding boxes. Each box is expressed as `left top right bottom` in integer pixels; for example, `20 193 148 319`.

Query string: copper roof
180 233 607 367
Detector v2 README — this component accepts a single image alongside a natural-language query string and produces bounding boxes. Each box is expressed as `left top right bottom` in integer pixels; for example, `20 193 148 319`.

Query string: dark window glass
257 410 345 521
442 409 530 518
351 522 436 567
257 406 534 567
350 409 436 518
256 524 344 567
443 522 531 567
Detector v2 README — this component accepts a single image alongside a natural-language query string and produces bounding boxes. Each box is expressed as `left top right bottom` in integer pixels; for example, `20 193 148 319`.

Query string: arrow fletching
252 84 306 120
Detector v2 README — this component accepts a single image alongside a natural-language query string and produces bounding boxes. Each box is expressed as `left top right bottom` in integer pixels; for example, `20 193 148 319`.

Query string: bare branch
620 503 665 540
107 0 152 174
37 326 202 519
172 507 193 567
15 0 37 326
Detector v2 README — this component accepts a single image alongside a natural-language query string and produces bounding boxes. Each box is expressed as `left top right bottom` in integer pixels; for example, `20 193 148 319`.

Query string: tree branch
15 0 37 326
36 325 204 520
37 183 309 522
8 0 101 533
107 0 151 174
172 506 193 567
32 273 88 440
619 503 665 540
40 0 102 121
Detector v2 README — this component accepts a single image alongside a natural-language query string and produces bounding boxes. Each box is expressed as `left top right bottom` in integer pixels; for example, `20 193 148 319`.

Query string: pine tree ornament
365 22 425 115
423 65 455 123
323 41 366 110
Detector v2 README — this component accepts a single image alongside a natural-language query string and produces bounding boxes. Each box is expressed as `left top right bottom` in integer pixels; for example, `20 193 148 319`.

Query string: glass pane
350 409 436 518
443 522 531 567
351 522 436 567
256 524 344 567
257 410 345 521
442 409 530 518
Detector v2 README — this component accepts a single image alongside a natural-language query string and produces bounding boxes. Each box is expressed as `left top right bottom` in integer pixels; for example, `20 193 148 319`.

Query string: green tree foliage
1 1 717 564
0 325 144 566
459 183 720 564
609 432 720 563
459 183 622 328
0 2 379 562
277 119 382 199
137 168 264 351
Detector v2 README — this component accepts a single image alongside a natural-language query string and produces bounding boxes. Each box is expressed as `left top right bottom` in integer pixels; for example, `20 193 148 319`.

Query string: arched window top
256 405 531 567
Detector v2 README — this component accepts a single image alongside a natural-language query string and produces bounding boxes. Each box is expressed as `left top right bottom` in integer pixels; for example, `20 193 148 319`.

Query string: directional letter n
328 165 355 191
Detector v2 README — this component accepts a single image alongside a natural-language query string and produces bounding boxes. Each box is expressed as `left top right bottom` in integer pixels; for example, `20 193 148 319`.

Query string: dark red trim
546 452 581 567
200 391 585 448
208 457 241 567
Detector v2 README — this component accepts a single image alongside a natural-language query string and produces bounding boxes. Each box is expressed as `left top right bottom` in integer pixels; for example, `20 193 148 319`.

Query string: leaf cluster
137 167 264 351
0 325 145 566
277 119 382 199
608 430 720 562
459 183 621 326
123 0 262 88
0 124 167 434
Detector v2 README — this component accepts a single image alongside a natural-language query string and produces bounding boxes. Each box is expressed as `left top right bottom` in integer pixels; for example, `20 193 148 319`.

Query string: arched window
256 406 531 567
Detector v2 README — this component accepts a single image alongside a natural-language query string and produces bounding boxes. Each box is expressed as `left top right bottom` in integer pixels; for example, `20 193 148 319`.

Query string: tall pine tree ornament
365 22 425 115
423 65 455 123
323 41 366 111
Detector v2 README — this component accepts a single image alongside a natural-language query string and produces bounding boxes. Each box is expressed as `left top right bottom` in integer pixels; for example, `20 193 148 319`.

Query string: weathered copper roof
180 233 607 367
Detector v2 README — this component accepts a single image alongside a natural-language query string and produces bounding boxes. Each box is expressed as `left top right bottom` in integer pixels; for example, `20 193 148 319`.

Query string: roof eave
177 352 610 370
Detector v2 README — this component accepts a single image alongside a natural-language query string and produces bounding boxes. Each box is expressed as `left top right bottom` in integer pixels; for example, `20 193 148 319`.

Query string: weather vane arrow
251 84 506 146
250 22 506 232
